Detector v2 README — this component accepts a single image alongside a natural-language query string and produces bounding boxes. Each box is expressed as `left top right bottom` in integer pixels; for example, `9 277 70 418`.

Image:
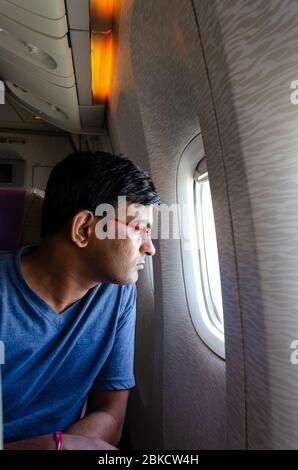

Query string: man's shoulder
97 283 136 296
118 284 136 315
114 283 136 303
122 283 136 299
93 283 136 312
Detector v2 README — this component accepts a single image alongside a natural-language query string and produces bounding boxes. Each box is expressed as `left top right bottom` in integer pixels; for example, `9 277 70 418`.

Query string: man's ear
70 210 94 247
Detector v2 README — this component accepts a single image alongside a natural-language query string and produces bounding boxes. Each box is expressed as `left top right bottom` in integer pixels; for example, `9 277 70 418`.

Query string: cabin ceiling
0 0 106 135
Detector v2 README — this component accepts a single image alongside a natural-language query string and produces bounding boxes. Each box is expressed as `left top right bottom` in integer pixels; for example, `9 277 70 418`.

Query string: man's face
86 203 155 285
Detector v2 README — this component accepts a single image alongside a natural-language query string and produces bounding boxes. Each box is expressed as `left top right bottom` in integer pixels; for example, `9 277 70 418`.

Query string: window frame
177 133 225 359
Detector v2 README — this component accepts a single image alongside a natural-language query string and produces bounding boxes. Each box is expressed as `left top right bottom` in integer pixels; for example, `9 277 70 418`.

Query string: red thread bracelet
55 431 63 450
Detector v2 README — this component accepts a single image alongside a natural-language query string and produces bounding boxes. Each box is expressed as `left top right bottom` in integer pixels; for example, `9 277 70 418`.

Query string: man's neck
21 240 97 314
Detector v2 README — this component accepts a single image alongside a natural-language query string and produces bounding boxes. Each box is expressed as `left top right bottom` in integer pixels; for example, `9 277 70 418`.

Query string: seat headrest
0 188 44 251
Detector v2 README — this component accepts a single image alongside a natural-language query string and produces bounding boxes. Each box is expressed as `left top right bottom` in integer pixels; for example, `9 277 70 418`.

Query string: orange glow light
91 33 114 103
90 0 114 26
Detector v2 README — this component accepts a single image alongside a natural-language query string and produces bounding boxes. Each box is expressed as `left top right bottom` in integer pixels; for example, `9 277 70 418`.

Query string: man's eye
138 226 149 232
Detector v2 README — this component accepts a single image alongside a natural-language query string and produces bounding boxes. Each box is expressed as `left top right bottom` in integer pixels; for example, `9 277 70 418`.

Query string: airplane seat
0 188 44 252
0 188 44 448
0 187 90 425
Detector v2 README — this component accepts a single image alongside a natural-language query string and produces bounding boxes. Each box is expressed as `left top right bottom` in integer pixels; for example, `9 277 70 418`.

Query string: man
0 151 160 450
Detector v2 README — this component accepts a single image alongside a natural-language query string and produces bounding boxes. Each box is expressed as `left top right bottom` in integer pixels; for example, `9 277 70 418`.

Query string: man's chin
111 271 139 285
124 273 138 285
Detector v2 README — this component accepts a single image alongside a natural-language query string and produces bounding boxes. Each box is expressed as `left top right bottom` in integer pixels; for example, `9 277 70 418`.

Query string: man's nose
140 238 156 257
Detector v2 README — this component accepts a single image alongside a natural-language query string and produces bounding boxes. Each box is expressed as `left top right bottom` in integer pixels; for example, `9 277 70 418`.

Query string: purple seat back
0 188 26 251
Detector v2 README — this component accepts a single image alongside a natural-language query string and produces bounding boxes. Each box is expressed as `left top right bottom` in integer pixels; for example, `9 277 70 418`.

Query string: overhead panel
6 0 66 20
66 0 92 106
0 12 74 79
3 93 59 131
0 0 67 37
0 0 110 133
6 78 80 133
0 0 81 133
0 58 74 94
66 0 107 129
69 30 92 105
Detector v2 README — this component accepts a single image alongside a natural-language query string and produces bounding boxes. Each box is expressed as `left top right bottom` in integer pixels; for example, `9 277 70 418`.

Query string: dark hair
41 151 160 238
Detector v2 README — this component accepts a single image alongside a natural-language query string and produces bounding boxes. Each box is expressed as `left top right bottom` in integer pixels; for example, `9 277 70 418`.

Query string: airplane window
194 173 224 335
177 134 225 358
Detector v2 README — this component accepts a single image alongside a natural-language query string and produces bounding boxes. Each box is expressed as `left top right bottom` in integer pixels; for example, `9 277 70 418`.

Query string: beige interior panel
0 14 74 79
109 0 226 450
6 81 80 133
0 0 67 37
6 0 66 20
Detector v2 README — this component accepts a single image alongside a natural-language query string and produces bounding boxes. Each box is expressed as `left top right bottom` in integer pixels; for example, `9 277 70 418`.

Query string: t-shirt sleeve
91 285 137 391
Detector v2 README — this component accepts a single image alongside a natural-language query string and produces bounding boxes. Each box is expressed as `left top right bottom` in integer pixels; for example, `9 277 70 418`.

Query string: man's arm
65 389 129 446
4 434 117 450
4 390 129 450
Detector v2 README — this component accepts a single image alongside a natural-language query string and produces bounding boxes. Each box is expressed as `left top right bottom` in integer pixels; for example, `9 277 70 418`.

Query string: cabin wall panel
108 0 163 449
109 0 227 450
193 0 298 449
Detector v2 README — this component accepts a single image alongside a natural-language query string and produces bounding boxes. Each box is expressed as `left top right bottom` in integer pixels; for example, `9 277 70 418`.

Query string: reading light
91 32 113 103
90 0 115 104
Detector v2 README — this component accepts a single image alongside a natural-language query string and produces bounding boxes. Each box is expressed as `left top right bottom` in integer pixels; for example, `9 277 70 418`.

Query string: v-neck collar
10 246 86 328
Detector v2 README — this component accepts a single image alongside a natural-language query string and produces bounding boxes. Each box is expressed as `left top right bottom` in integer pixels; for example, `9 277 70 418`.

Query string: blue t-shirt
0 246 136 442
